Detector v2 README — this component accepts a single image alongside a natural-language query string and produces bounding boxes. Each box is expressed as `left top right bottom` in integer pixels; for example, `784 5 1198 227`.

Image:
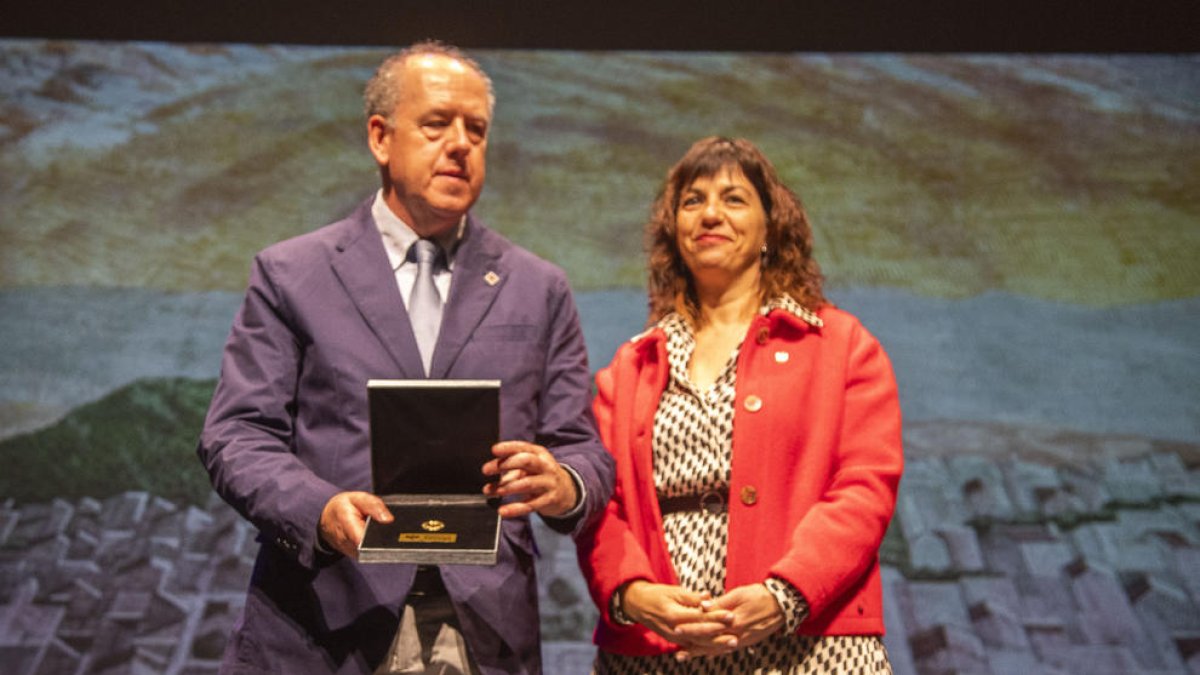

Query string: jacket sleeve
575 357 659 628
196 254 342 570
768 321 903 618
533 271 615 536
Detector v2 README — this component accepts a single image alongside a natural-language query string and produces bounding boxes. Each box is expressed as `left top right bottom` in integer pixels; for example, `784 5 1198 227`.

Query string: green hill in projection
1 45 1197 304
0 377 217 506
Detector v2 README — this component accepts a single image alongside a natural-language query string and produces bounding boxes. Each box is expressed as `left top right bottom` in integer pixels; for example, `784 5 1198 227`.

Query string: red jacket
576 303 904 656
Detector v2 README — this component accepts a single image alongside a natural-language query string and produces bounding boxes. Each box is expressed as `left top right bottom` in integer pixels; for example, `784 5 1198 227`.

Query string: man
198 42 614 674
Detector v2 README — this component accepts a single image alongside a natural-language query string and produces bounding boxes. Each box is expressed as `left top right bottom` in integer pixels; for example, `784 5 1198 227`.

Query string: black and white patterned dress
594 308 891 675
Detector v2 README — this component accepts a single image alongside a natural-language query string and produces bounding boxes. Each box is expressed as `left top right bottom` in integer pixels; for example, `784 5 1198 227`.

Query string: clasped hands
318 440 576 559
621 580 785 661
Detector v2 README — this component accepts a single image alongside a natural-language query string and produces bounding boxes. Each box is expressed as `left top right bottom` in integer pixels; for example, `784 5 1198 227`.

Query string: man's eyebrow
422 106 489 121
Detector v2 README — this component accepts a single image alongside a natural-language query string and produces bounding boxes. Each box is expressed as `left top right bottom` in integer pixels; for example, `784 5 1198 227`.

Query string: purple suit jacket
197 198 614 674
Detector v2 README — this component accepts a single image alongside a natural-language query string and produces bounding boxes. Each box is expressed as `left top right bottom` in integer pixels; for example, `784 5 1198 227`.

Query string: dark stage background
2 3 1198 674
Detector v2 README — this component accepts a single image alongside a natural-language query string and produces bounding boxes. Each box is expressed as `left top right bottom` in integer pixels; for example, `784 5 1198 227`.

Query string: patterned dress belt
658 488 729 516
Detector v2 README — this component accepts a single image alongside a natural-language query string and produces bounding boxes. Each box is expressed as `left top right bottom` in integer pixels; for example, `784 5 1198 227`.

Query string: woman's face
674 166 768 286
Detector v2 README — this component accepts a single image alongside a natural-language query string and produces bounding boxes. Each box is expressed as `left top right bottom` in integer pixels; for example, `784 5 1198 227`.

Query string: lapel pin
483 271 500 286
774 351 790 363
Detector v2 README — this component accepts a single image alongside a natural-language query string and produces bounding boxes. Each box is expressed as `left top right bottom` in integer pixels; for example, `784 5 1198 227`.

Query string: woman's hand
673 583 785 660
621 581 737 653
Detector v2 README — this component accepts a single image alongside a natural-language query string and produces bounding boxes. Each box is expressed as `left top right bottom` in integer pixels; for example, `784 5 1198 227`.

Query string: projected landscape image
1 40 1198 673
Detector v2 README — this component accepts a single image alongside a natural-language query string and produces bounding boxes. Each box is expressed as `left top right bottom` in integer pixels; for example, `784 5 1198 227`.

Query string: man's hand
318 491 393 559
674 583 785 660
621 581 736 654
482 440 577 518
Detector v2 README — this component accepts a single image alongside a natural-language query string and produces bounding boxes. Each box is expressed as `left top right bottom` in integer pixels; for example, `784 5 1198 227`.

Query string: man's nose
445 119 470 153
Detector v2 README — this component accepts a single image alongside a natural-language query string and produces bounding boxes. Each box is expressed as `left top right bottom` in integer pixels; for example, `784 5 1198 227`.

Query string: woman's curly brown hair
645 136 826 325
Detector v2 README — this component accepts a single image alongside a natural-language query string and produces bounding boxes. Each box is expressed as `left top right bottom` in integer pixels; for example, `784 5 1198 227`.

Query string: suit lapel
430 216 506 378
330 204 426 378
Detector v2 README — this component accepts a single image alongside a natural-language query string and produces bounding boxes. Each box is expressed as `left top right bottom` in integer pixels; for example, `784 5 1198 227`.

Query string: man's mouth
435 168 468 181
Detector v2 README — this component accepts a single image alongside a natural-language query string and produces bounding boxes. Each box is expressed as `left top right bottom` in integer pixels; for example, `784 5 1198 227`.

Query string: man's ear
366 115 391 166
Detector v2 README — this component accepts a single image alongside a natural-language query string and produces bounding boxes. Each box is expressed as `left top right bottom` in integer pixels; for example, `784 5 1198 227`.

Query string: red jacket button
740 486 758 505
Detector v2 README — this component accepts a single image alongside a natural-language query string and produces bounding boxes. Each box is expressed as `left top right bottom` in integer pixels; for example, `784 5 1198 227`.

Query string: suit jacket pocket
472 323 539 342
458 323 545 386
501 518 537 558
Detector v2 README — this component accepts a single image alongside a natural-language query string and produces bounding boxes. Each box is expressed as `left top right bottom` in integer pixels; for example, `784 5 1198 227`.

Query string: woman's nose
700 200 723 223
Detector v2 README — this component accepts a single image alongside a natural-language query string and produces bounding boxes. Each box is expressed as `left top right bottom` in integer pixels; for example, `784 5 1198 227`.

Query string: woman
576 137 903 674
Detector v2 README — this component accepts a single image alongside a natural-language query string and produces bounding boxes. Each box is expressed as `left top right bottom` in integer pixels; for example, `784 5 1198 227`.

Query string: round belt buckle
699 490 725 515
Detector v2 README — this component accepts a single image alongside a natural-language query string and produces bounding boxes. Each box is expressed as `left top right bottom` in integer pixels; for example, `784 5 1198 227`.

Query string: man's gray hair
363 40 496 121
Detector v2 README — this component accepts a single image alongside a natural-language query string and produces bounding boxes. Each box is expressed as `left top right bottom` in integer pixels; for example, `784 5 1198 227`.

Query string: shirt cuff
764 577 810 634
542 464 586 521
314 530 334 555
609 582 638 626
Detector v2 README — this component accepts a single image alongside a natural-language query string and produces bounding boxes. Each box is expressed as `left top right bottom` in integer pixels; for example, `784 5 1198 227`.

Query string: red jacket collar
628 296 824 353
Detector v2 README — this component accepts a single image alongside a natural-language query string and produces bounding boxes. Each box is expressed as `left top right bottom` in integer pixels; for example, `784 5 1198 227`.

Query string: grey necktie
407 239 443 375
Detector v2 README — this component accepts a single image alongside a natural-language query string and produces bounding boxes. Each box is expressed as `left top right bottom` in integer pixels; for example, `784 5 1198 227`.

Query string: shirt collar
653 294 823 337
371 190 465 271
762 295 824 328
